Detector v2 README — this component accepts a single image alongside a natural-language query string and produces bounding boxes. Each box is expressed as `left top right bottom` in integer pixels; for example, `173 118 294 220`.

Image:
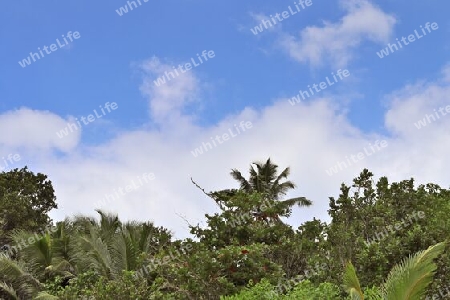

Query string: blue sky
0 0 449 238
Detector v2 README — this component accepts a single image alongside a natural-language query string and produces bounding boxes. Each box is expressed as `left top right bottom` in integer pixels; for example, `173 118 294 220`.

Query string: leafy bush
221 279 341 299
54 271 154 300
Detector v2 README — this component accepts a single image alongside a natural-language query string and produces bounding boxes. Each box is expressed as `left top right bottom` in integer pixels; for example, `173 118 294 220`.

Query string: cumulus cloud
278 0 397 67
2 58 450 240
381 65 450 180
139 56 200 127
0 108 80 153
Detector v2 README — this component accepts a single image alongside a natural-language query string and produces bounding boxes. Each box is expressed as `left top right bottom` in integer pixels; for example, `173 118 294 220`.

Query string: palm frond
260 158 278 184
274 181 296 197
0 255 28 278
52 222 76 269
230 169 252 192
34 291 60 300
74 230 113 279
95 210 121 240
343 262 364 300
0 257 42 299
380 241 446 300
270 167 293 198
139 223 156 253
0 281 19 300
110 229 139 278
277 197 312 210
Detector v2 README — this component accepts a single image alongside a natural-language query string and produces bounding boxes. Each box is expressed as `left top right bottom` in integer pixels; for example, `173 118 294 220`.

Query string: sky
0 0 449 239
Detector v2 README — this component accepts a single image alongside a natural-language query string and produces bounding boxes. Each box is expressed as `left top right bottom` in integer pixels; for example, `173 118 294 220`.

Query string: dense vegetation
0 161 449 299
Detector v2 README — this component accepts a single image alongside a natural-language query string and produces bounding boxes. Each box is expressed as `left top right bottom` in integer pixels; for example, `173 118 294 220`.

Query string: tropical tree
0 255 42 299
235 158 310 222
0 167 58 246
0 244 60 299
231 158 310 199
0 217 83 299
71 210 171 281
201 158 312 225
324 169 450 291
0 210 172 298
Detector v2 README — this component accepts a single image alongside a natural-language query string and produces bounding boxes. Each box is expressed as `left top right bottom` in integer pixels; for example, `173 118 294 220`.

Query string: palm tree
226 158 312 223
72 210 171 280
343 241 446 300
231 158 310 200
0 227 70 300
0 256 42 299
0 256 63 299
0 211 171 298
191 159 311 227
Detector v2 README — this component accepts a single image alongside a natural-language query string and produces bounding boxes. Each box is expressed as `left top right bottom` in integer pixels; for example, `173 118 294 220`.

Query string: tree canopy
0 161 449 299
0 167 57 247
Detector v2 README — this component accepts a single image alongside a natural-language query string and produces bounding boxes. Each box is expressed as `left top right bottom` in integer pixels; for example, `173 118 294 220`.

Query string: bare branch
190 177 224 210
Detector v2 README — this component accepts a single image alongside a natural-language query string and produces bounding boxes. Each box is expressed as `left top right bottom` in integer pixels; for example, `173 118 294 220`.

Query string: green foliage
0 167 57 246
137 242 283 299
380 242 446 300
0 255 42 299
325 169 450 290
1 162 449 299
362 287 383 300
221 279 341 299
286 281 341 299
191 191 298 250
343 262 364 300
228 158 311 205
55 271 154 300
343 242 446 300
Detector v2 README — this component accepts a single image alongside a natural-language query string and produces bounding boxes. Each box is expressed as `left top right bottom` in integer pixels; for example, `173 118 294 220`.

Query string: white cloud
382 66 450 179
0 108 80 153
385 83 449 137
278 0 396 67
139 56 200 127
2 60 450 240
